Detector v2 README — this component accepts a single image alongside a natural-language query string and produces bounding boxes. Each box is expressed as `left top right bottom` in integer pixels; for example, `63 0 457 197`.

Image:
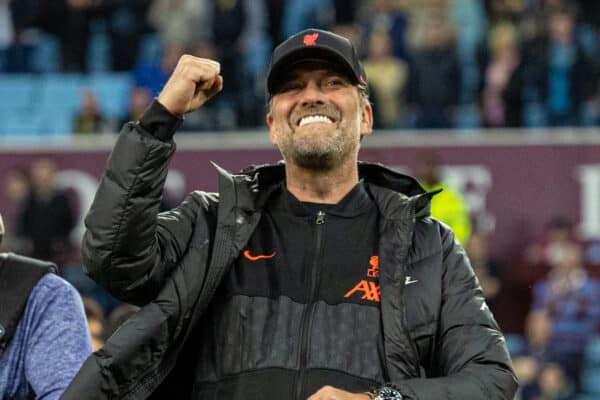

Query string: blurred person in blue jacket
0 211 92 400
529 239 600 393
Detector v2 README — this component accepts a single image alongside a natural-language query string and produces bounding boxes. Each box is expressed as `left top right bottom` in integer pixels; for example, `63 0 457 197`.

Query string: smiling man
63 29 517 400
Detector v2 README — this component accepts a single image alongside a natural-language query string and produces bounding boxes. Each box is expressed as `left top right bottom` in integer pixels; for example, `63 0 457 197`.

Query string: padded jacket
61 105 517 400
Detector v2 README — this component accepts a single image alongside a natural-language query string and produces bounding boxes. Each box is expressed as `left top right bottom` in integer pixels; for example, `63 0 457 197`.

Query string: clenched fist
157 55 223 115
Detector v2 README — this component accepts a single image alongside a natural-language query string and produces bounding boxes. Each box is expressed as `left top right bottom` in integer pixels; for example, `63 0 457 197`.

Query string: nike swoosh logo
243 250 276 261
405 276 418 285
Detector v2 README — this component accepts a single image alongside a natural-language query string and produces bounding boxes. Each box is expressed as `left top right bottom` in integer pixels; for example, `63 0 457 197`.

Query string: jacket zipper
294 210 326 400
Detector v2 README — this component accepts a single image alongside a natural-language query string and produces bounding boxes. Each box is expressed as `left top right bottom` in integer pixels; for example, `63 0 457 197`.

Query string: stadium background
1 0 600 399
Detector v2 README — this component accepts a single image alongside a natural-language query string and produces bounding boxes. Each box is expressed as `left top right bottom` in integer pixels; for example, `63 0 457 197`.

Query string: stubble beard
277 122 359 172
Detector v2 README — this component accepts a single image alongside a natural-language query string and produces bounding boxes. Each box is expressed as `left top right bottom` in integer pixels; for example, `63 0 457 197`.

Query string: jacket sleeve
397 225 518 399
82 101 213 306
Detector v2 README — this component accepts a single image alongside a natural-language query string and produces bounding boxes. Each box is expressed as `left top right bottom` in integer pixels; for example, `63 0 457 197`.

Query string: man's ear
266 113 277 144
360 102 373 138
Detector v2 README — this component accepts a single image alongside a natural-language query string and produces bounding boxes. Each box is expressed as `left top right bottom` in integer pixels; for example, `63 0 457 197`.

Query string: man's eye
324 78 345 88
280 82 303 92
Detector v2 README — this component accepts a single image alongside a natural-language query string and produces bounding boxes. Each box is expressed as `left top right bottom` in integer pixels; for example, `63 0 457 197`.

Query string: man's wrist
138 100 184 141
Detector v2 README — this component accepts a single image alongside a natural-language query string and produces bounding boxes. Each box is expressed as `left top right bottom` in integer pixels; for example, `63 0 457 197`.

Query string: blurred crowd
1 0 600 132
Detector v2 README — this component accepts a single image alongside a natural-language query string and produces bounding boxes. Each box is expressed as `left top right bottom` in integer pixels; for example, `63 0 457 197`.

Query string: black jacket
0 253 56 357
61 104 517 400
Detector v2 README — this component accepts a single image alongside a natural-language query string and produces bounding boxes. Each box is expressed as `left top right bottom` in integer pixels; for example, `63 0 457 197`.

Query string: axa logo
344 280 381 302
344 256 380 303
303 32 319 46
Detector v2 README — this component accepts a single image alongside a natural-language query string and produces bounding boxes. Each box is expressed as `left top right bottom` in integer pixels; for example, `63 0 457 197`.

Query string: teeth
299 115 333 127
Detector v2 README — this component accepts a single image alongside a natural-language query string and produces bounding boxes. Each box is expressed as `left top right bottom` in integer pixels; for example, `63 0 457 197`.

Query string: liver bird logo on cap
303 32 319 46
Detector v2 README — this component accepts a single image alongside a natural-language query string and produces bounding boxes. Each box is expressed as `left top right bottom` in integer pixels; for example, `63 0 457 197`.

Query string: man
63 29 517 399
529 240 600 393
414 151 471 244
15 158 76 265
0 212 92 399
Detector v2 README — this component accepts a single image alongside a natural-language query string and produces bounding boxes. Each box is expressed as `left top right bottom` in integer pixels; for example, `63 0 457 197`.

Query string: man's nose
300 80 325 106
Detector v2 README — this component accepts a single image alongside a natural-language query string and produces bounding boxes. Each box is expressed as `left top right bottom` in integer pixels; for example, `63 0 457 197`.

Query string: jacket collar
217 161 436 219
270 180 373 218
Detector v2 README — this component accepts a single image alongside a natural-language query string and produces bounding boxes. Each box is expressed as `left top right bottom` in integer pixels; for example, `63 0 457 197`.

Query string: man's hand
307 385 371 400
157 55 223 115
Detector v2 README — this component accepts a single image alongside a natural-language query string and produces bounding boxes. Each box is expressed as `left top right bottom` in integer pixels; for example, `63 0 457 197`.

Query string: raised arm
82 56 223 305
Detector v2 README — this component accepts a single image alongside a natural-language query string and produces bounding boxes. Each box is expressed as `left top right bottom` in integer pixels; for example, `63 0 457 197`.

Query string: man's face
267 64 372 171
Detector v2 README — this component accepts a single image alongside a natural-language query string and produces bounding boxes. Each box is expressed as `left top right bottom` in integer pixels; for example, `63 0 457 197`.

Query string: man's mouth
297 114 334 127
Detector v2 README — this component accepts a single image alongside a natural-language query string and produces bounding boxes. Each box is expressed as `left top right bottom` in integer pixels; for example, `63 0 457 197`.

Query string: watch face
377 387 403 400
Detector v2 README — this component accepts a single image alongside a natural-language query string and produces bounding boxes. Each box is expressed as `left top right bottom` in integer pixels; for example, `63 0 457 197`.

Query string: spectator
0 0 12 71
535 363 572 400
360 0 409 60
160 170 186 212
543 6 597 126
51 0 99 72
465 233 502 310
406 11 461 129
133 41 185 97
265 0 285 46
511 355 539 400
510 311 553 399
450 0 487 103
3 0 42 72
281 0 334 39
15 159 76 267
2 168 31 253
414 151 472 244
524 216 575 276
82 297 106 352
147 0 204 49
508 5 598 127
120 86 152 127
100 0 150 71
479 23 522 127
530 240 600 392
332 0 358 26
484 0 524 24
494 217 576 335
0 212 92 400
74 90 110 134
194 0 269 128
362 30 408 128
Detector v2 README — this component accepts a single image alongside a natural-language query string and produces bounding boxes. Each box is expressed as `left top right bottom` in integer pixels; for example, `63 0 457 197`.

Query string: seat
0 74 36 110
1 109 43 135
39 73 85 110
86 72 132 118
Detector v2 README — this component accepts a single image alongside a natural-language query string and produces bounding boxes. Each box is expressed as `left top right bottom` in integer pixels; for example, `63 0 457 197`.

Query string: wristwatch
368 386 403 400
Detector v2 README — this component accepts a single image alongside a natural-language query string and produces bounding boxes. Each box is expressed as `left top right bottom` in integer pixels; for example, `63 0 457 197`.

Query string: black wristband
138 100 184 141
